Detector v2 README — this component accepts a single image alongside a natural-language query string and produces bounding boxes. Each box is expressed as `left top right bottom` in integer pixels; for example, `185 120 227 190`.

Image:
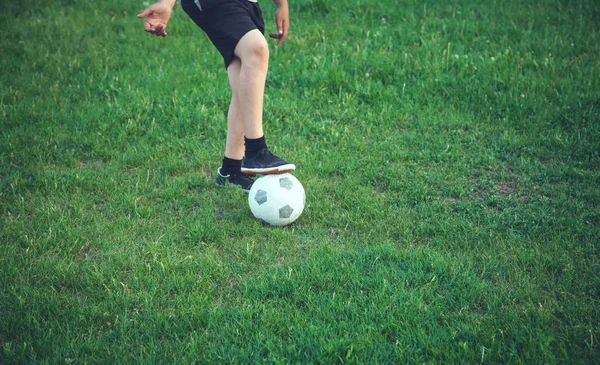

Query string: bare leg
231 29 269 139
227 29 295 174
225 57 245 160
215 58 254 190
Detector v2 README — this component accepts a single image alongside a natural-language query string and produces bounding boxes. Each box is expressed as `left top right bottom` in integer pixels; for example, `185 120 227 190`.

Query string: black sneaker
241 148 296 175
215 167 255 192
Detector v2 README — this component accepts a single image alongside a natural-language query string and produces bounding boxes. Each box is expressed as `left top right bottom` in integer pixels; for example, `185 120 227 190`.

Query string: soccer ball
248 173 305 226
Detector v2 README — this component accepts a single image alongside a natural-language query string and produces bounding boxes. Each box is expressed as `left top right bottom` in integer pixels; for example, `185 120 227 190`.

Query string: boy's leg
233 30 295 174
231 29 268 139
225 57 245 160
214 57 255 192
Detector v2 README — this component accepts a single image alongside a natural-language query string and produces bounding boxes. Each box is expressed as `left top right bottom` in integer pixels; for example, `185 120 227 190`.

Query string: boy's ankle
244 136 267 158
220 156 242 176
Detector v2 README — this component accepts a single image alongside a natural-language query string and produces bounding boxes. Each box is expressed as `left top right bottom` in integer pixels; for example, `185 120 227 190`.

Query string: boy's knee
235 31 269 68
245 39 269 67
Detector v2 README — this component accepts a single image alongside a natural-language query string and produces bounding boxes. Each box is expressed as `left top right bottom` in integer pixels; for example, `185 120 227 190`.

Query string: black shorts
181 0 265 69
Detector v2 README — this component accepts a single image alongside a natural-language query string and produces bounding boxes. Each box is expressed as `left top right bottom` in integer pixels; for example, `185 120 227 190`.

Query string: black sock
221 157 242 176
244 136 267 158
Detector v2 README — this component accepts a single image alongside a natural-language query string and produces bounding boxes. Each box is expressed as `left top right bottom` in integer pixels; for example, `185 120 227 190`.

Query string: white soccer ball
248 173 305 226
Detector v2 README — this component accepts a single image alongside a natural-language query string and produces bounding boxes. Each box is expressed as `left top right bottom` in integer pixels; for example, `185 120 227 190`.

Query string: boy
138 0 295 192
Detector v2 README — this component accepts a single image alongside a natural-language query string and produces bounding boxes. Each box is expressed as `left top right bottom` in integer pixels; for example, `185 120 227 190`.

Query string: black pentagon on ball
254 189 267 205
279 177 294 190
279 204 294 219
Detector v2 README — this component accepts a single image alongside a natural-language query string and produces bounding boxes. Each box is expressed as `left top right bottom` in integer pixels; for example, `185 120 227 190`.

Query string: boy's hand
137 1 174 37
269 1 289 46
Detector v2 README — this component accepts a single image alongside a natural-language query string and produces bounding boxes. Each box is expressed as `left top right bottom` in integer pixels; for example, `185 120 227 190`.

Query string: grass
1 0 599 363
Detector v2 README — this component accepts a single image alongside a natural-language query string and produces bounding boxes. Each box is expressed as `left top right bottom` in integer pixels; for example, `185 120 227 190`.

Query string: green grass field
1 0 599 363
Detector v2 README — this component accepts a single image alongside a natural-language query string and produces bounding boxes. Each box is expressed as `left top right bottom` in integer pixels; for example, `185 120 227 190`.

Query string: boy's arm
269 0 289 46
137 0 177 37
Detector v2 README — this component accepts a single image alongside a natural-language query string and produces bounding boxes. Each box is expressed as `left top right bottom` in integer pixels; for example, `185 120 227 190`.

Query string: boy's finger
137 8 152 18
277 34 286 46
156 25 167 37
277 20 288 45
144 23 156 33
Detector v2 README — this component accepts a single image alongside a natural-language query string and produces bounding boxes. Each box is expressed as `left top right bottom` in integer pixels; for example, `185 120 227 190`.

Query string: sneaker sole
241 164 296 175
